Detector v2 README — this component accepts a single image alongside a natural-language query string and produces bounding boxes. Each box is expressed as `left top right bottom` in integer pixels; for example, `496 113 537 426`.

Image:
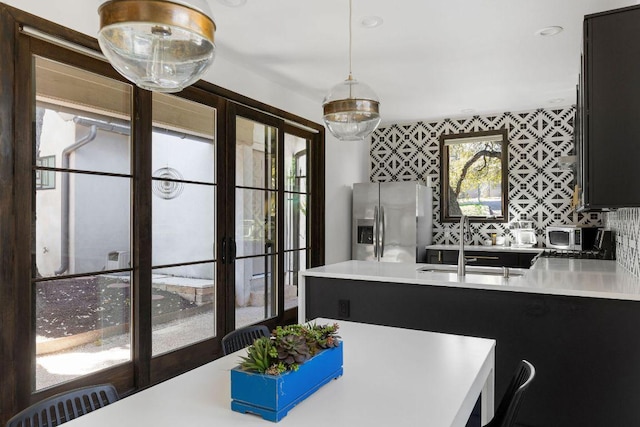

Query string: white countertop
427 244 544 253
301 258 640 301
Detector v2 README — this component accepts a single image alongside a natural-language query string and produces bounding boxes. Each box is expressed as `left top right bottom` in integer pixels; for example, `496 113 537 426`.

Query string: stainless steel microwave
545 225 599 250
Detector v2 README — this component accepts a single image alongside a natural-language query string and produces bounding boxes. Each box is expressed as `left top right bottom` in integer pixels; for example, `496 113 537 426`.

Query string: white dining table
64 318 495 427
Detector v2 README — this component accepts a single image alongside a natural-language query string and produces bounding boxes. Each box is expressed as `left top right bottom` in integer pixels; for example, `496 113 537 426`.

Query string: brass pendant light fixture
98 0 216 93
322 0 381 141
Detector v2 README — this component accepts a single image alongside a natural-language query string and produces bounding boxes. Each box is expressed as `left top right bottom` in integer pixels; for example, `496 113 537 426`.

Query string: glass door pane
151 93 217 356
33 56 133 390
284 132 309 311
235 116 278 327
284 133 311 310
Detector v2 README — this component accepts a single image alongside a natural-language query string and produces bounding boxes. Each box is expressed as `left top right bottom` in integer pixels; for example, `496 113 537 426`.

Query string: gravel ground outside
35 294 296 390
35 276 195 339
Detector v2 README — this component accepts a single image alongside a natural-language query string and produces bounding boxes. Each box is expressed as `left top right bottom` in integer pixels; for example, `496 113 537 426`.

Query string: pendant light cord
348 0 353 80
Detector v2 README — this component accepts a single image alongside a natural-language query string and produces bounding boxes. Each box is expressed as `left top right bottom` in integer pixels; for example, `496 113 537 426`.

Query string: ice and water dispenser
356 219 374 245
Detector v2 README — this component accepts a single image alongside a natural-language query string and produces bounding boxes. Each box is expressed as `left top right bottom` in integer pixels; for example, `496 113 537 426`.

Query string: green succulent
275 333 310 368
303 322 341 355
239 337 277 374
273 324 304 338
238 322 341 375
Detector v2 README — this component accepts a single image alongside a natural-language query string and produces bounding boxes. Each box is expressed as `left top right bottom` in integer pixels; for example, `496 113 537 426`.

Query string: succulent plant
304 322 341 355
239 337 277 374
239 322 341 375
275 333 310 368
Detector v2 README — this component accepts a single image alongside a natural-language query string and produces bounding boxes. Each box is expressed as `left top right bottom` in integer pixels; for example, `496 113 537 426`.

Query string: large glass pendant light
322 0 381 141
98 0 216 93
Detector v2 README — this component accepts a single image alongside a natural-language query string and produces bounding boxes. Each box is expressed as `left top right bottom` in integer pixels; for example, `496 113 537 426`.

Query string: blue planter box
231 344 344 422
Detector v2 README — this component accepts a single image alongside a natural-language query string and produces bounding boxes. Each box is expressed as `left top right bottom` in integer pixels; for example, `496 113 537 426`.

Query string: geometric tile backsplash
371 107 603 247
606 208 640 277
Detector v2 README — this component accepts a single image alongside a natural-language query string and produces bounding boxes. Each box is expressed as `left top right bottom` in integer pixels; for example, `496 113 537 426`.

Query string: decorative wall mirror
439 128 509 222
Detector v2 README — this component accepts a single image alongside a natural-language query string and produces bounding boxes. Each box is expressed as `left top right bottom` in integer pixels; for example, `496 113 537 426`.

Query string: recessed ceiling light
361 16 383 28
217 0 247 7
549 98 565 104
536 26 563 37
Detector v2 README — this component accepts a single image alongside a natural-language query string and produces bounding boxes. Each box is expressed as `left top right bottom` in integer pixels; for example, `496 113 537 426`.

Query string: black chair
484 359 536 427
6 383 119 427
222 324 270 355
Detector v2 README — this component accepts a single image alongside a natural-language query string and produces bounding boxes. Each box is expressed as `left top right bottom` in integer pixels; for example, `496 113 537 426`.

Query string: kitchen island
300 258 640 427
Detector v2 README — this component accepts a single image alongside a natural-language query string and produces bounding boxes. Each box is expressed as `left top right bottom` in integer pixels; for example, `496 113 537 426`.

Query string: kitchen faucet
457 215 472 276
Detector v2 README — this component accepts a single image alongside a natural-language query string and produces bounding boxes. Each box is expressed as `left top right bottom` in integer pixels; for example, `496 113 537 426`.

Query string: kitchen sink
416 264 526 277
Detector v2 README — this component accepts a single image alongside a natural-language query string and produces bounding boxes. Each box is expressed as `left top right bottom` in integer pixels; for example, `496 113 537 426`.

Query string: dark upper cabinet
576 5 640 210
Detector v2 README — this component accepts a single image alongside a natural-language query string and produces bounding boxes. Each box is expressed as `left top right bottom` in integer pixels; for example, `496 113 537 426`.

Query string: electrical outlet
338 299 350 318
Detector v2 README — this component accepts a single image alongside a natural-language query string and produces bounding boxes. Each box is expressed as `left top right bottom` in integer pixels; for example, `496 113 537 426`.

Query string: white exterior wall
37 113 131 276
151 133 215 279
38 114 221 278
71 128 131 274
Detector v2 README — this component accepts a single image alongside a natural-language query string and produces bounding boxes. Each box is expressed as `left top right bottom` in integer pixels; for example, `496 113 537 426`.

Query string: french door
29 47 230 392
26 54 310 395
224 104 314 330
0 5 324 421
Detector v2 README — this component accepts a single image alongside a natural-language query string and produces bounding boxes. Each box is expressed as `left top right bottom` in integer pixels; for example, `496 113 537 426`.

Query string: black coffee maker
594 229 616 260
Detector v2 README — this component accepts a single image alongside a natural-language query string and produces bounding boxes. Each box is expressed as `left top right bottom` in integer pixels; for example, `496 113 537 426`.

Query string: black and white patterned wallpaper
606 209 640 277
371 107 602 246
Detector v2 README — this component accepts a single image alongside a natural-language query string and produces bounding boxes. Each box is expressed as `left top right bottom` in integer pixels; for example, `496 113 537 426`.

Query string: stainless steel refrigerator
352 182 432 263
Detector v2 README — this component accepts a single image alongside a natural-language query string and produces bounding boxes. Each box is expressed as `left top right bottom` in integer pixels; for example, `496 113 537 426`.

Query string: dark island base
305 277 640 427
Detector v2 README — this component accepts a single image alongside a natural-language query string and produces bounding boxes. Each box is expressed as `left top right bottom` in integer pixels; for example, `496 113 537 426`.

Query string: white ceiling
210 0 638 124
6 0 640 124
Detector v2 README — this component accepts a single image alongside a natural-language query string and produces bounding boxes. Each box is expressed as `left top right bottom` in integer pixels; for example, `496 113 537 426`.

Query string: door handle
230 238 237 263
221 237 237 264
373 206 379 258
380 205 385 258
221 237 227 264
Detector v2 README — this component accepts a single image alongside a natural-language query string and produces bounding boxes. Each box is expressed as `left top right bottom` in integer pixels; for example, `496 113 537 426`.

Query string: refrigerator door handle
373 205 379 258
380 205 385 257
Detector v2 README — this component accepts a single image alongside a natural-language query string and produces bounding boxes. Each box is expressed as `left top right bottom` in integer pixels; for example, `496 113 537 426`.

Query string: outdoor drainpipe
54 125 97 275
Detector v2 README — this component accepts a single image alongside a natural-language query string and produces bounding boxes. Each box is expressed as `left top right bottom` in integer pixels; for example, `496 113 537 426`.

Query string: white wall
72 128 131 273
323 136 369 264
